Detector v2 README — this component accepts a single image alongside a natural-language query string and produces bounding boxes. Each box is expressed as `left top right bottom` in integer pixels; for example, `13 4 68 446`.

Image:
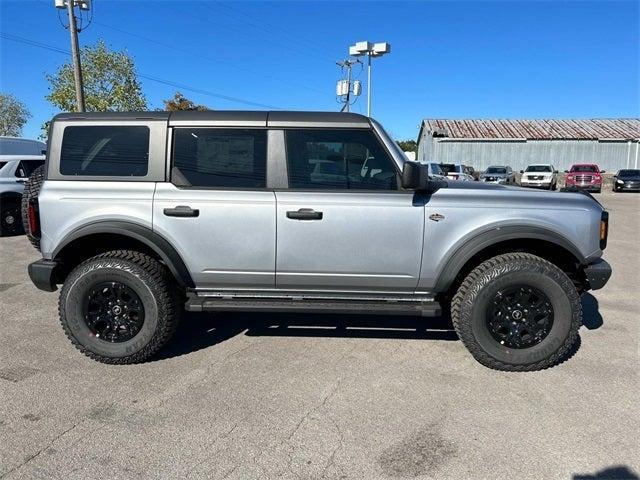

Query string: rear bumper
27 259 59 292
583 258 612 291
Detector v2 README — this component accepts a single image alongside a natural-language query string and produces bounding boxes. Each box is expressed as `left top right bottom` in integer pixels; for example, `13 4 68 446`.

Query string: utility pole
66 0 85 112
55 0 92 112
336 59 361 112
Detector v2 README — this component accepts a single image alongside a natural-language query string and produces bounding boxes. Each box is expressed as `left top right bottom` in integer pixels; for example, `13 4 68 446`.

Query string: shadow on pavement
155 312 457 360
573 465 639 479
581 293 604 330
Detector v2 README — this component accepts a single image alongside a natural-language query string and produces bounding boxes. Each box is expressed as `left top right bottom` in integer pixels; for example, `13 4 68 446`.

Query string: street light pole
66 0 85 112
348 41 390 117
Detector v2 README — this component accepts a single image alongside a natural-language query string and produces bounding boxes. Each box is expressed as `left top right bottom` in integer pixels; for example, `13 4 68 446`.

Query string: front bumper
582 258 612 290
521 180 552 188
614 182 640 191
28 259 59 292
566 183 602 192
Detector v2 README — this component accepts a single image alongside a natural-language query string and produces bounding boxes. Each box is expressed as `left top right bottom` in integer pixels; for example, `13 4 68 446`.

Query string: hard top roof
52 111 371 128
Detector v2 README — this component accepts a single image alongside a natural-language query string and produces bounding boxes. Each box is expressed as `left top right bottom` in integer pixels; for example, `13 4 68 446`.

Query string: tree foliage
396 140 417 152
46 40 146 112
163 92 208 111
0 93 31 136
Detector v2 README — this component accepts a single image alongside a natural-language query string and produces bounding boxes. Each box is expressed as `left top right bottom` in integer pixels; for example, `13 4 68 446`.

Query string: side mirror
600 170 606 173
401 161 422 189
519 170 524 174
564 170 569 173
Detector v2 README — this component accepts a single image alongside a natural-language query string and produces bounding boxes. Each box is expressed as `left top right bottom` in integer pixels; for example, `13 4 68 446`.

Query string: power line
209 2 339 63
0 32 284 110
93 21 327 96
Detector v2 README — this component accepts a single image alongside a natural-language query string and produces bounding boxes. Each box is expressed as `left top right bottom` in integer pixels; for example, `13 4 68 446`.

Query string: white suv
520 164 558 190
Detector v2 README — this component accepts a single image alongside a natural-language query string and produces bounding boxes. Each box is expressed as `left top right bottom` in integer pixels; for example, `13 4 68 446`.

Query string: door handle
286 208 323 220
163 205 199 217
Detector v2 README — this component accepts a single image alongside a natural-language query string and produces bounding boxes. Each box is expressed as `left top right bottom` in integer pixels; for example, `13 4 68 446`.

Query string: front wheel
59 250 180 364
451 253 581 371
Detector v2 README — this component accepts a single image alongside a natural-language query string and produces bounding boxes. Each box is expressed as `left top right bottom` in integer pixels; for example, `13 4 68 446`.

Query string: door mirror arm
401 161 440 192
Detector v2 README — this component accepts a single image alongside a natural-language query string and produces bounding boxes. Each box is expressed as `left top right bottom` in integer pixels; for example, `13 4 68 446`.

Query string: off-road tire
21 164 45 250
59 250 180 364
451 252 581 371
0 197 24 236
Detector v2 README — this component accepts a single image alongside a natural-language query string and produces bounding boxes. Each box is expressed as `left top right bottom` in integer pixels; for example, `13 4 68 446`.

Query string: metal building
417 119 640 172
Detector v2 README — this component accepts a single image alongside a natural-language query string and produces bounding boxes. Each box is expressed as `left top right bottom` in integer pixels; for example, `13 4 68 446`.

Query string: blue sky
1 0 638 140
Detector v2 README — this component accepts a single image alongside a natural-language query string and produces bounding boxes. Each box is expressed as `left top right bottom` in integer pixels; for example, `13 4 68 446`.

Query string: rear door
275 128 424 293
153 127 276 290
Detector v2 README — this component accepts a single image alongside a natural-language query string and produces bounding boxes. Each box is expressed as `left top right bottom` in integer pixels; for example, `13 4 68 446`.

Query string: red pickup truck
564 164 604 193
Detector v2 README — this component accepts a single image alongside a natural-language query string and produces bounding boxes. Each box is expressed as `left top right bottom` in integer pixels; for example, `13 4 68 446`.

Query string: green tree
396 140 417 152
0 93 31 136
46 40 146 112
163 91 208 111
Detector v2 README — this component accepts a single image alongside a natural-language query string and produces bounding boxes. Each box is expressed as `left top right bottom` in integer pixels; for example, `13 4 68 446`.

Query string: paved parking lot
0 192 638 480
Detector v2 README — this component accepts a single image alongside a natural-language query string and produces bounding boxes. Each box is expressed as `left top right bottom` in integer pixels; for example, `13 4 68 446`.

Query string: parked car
25 111 611 371
464 165 480 181
480 166 516 185
0 136 46 155
564 164 604 193
520 164 558 190
439 163 474 181
0 155 46 236
426 162 446 179
613 169 640 192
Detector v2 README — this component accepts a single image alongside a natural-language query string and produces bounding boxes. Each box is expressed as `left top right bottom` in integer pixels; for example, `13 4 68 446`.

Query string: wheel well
53 233 187 289
444 238 585 299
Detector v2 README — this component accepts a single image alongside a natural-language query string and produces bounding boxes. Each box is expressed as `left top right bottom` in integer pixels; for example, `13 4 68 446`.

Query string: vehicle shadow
573 465 639 479
155 312 458 361
581 293 604 330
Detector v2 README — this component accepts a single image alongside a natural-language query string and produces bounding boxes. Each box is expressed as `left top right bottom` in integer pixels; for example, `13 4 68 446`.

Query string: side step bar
185 294 442 317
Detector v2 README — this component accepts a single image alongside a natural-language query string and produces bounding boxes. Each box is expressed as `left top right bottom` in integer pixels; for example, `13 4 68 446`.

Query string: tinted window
486 167 507 174
429 163 443 176
0 161 7 171
440 164 462 174
61 126 149 176
525 165 552 172
172 128 266 188
570 165 598 173
286 129 397 190
618 169 640 177
15 160 45 178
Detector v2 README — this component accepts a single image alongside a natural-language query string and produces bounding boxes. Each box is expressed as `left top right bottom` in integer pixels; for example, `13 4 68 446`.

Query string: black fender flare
52 221 195 288
433 225 586 293
0 191 22 203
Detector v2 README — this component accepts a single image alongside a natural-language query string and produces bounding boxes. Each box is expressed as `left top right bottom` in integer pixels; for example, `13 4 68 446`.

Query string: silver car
480 166 516 185
25 111 611 371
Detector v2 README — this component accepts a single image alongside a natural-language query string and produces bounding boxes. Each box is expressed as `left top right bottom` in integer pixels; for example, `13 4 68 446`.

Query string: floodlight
79 0 91 10
373 42 391 55
54 0 66 8
349 46 362 57
354 41 372 53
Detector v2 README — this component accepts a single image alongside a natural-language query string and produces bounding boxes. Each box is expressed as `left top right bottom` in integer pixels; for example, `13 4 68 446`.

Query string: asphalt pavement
1 192 638 480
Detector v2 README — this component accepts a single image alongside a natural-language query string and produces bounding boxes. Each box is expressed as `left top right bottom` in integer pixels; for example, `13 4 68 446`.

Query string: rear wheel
0 198 24 236
451 253 581 371
59 250 180 364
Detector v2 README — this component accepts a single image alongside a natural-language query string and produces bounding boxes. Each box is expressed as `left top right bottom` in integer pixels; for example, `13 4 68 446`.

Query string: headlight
616 179 624 184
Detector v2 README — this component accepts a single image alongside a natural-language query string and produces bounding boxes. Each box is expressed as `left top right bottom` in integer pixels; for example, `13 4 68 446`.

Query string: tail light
599 211 609 250
28 200 40 237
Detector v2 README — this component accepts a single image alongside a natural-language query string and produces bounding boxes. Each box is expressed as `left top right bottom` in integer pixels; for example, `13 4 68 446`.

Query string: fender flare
0 191 22 202
433 225 586 293
52 221 195 288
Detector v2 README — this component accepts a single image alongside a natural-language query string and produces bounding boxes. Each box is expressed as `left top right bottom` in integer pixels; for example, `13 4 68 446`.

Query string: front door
153 127 276 290
275 128 424 292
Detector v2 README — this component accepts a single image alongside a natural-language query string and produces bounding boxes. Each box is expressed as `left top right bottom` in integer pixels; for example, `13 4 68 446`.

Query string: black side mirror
600 170 606 173
519 170 524 174
564 170 569 173
401 161 422 189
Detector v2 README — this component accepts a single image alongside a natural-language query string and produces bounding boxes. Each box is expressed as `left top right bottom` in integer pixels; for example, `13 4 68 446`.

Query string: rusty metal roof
421 118 640 140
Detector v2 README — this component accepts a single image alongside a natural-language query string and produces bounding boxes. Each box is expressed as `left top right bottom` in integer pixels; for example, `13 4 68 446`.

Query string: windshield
570 165 598 173
525 165 552 172
440 164 461 174
618 169 640 177
369 118 406 167
486 167 506 174
429 163 443 175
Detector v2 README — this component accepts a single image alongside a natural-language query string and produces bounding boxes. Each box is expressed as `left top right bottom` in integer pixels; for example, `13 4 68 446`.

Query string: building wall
417 132 640 172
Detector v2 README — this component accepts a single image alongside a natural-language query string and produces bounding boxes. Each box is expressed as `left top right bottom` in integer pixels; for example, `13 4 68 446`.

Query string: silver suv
25 111 611 371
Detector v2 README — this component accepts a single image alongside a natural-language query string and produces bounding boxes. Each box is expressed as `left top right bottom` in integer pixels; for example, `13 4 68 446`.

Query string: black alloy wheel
84 281 145 343
485 285 554 349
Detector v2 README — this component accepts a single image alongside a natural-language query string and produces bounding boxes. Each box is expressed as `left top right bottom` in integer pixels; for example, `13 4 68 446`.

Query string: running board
185 294 441 317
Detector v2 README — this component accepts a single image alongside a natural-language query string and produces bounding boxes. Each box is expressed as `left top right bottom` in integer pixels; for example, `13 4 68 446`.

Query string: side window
60 126 150 176
285 129 397 190
172 128 267 188
16 160 45 178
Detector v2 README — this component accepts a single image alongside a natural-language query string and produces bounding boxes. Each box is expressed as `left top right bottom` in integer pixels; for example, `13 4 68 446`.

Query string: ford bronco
24 111 611 371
